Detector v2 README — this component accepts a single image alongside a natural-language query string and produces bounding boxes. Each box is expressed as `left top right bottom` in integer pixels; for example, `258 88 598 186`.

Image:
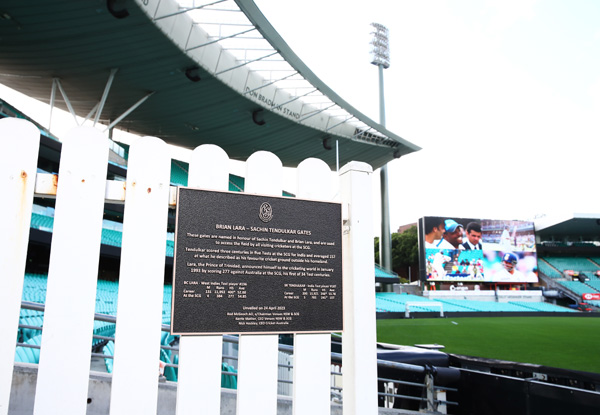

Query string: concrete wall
423 290 544 303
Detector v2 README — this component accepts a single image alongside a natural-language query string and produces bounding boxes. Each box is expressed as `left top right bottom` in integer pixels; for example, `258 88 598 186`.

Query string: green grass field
376 317 600 373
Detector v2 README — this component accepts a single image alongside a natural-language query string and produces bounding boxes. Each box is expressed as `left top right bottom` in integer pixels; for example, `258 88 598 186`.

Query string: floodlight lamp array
369 22 390 68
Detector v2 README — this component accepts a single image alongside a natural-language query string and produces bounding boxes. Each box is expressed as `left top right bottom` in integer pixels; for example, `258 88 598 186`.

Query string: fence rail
1 118 444 415
15 301 458 412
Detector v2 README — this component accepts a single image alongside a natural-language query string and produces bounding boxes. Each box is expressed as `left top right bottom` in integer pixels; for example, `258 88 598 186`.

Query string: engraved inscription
172 189 342 334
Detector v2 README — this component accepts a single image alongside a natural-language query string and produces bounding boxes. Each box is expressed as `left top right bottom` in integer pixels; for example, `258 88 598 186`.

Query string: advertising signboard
418 216 538 283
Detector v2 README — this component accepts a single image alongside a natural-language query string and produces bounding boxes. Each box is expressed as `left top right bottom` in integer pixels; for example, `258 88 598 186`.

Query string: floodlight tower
370 23 393 278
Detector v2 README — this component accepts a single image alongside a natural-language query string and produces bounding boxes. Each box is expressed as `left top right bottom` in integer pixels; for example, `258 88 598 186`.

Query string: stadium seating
543 257 600 273
585 280 600 292
508 301 578 312
586 300 600 307
30 212 54 232
102 341 115 373
229 174 245 192
170 160 188 186
15 335 42 364
101 228 122 247
375 293 576 313
169 158 247 194
537 259 563 279
558 281 596 297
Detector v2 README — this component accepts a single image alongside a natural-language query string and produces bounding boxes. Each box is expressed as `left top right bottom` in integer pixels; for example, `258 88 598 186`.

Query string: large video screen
417 217 538 283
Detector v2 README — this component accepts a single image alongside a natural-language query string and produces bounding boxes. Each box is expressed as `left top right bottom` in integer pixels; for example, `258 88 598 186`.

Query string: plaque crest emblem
259 202 273 223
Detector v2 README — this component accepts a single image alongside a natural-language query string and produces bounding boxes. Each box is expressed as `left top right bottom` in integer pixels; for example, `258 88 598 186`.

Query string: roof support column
103 91 155 132
48 78 57 132
54 78 79 126
94 68 118 126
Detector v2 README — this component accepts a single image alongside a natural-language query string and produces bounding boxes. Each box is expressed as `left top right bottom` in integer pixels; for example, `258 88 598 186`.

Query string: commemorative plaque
171 188 343 334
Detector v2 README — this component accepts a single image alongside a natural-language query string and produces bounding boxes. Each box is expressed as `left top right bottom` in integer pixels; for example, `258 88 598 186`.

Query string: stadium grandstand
2 1 600 414
6 94 600 412
0 0 417 413
374 213 600 317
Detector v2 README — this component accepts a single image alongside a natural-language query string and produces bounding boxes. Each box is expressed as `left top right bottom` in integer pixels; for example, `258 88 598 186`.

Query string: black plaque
172 188 343 334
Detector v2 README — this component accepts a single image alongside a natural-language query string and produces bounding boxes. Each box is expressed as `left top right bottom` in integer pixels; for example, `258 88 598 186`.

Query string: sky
1 0 599 238
253 0 600 233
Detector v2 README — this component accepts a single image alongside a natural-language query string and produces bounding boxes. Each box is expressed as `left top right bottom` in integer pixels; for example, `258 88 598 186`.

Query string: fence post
339 161 378 415
0 119 40 415
109 136 171 415
33 127 109 415
293 158 334 415
176 144 229 415
236 151 282 415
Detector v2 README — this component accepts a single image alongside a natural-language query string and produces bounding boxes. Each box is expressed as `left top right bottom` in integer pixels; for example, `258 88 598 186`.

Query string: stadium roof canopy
535 213 600 240
0 0 420 169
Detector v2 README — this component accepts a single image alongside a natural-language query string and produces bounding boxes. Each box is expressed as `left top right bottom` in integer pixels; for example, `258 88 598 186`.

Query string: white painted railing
0 118 377 415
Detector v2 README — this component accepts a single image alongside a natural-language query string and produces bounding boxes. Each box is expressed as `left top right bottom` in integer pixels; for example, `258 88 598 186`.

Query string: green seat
15 335 42 364
103 341 115 373
221 362 238 389
160 348 177 382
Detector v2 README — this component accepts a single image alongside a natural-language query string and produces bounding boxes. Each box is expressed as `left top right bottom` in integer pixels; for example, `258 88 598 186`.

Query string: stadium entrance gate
0 118 378 415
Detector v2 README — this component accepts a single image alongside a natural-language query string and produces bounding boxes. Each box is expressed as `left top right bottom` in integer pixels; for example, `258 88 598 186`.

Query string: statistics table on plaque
172 188 343 335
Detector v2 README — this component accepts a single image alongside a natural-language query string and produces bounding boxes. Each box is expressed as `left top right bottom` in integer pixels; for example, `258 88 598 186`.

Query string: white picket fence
0 117 379 415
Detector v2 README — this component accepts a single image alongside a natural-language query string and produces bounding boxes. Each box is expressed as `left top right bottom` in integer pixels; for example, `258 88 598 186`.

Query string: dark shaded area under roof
536 215 600 241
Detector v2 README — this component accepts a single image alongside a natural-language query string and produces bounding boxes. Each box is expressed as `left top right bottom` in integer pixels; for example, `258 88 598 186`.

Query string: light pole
370 23 393 283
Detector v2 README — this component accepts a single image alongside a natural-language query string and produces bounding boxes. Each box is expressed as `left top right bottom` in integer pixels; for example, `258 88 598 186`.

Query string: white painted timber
236 151 282 415
339 161 378 415
33 172 58 197
293 158 334 415
0 118 40 415
293 158 332 415
109 136 171 415
176 144 229 415
33 127 109 415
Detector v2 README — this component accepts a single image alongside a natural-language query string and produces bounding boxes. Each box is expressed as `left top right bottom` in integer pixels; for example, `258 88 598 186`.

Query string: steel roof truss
94 68 118 127
154 0 229 21
49 79 57 132
54 78 79 127
326 115 355 132
84 102 101 124
270 88 317 110
298 103 337 122
243 71 299 95
104 92 156 132
186 27 256 52
215 51 278 75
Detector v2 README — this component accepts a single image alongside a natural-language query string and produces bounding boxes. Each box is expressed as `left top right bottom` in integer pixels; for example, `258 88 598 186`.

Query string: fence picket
236 151 282 415
293 158 334 415
109 136 171 415
3 121 377 414
0 119 40 415
340 162 378 415
33 127 109 415
176 144 229 415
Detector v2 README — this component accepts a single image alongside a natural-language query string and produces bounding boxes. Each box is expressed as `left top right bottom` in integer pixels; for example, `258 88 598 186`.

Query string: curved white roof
0 0 420 168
